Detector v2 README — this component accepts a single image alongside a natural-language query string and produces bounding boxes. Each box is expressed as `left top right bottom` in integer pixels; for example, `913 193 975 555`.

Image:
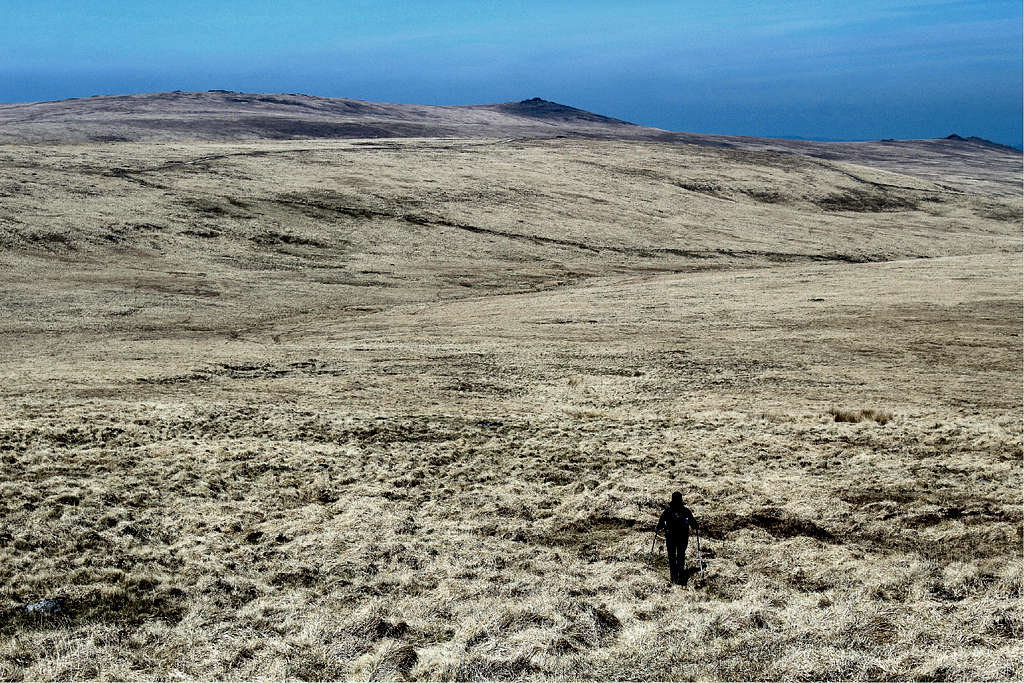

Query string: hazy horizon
2 1 1021 147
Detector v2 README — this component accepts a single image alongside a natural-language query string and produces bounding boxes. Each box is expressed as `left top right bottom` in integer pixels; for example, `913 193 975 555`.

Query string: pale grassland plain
0 138 1021 680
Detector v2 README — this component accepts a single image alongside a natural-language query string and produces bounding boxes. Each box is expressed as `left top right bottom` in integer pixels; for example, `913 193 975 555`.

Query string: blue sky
2 1 1021 146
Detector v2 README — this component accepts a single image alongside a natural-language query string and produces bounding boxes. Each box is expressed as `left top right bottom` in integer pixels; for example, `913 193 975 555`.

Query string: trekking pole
696 528 706 578
646 529 658 567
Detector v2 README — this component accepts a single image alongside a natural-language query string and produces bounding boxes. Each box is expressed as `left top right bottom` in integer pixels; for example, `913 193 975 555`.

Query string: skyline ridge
2 88 1020 150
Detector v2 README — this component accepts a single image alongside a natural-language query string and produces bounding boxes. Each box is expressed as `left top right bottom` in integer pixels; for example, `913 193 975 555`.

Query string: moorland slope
1 90 1019 194
0 101 1020 680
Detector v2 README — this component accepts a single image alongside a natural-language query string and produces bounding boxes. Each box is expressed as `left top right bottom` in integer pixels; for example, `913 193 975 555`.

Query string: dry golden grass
0 137 1021 680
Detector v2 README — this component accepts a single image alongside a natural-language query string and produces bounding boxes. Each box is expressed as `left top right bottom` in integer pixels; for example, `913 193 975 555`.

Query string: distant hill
0 91 658 144
0 91 1019 194
944 134 1021 153
472 97 636 125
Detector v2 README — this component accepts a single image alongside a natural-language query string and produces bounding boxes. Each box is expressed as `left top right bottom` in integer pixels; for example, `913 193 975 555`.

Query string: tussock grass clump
830 407 894 425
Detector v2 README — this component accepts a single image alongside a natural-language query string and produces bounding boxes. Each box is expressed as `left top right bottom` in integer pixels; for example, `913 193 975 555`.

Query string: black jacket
656 504 697 539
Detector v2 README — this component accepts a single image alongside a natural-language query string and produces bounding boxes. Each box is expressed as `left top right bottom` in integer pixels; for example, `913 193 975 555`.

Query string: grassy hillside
1 137 1020 680
2 91 1019 198
1 138 1018 335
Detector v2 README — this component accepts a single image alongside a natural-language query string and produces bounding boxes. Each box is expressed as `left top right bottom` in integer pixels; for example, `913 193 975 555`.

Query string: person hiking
655 491 698 585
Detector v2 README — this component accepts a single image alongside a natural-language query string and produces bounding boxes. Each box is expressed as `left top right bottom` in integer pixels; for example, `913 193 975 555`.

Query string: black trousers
666 534 689 584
